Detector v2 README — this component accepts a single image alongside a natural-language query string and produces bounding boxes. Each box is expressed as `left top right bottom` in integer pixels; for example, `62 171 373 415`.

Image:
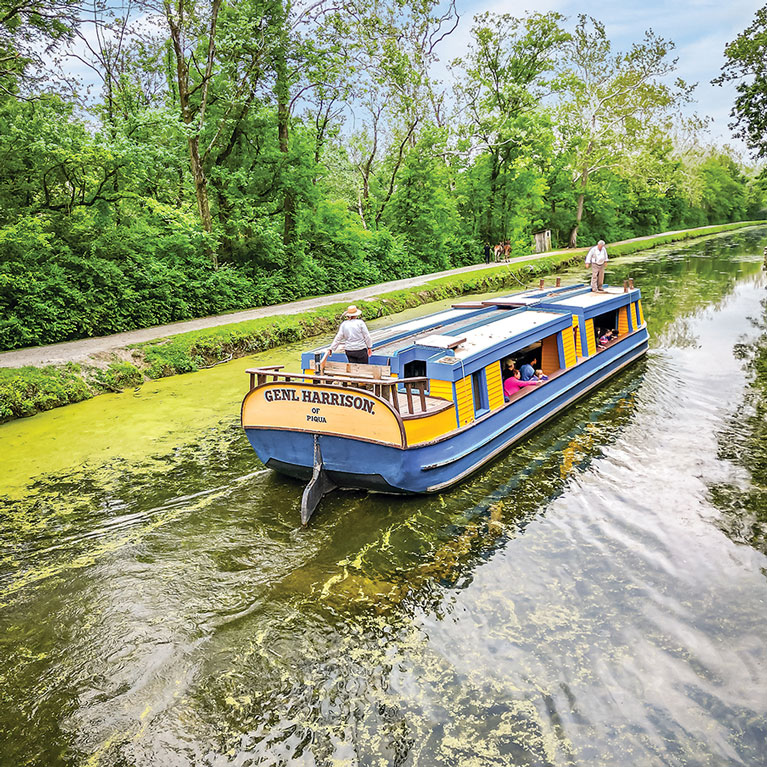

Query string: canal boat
241 280 649 523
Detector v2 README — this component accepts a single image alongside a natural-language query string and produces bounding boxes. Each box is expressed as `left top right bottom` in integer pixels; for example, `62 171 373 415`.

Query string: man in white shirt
322 305 373 367
585 240 608 292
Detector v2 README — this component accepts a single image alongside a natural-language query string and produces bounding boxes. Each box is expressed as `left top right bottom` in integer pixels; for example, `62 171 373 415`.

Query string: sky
439 0 764 157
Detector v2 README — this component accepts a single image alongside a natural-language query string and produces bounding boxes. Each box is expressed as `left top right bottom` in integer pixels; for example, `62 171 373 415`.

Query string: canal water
1 228 767 766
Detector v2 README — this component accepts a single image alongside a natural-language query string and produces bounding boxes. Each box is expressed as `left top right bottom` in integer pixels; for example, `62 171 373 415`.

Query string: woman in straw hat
321 305 373 369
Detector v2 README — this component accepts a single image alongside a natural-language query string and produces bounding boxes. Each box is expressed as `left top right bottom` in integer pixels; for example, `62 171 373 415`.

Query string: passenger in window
519 357 537 380
598 329 611 348
504 369 541 399
533 369 548 381
502 358 516 380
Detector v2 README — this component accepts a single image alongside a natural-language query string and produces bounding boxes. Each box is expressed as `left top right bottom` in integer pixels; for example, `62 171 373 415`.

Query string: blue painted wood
246 327 649 494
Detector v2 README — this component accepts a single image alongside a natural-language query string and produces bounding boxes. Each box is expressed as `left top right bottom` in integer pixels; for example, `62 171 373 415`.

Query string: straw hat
344 305 362 318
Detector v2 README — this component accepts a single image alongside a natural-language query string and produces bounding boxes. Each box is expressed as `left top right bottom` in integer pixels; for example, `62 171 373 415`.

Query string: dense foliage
1 222 754 423
0 1 764 351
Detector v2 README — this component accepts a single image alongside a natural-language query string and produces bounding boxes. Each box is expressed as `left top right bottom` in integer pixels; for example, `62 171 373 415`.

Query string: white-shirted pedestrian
585 240 609 292
321 305 373 369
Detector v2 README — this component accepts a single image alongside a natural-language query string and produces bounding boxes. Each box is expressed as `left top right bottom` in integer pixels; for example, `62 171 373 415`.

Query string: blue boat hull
244 329 649 494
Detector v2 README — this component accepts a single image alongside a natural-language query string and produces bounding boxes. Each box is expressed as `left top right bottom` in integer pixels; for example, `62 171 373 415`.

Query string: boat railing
245 367 433 416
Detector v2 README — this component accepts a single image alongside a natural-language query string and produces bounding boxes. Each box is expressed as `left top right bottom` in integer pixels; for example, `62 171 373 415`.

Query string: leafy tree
714 4 767 158
554 15 691 247
0 0 81 95
452 11 568 246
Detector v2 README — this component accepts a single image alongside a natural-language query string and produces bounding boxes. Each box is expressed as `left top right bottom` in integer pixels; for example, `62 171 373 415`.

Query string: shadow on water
1 226 767 766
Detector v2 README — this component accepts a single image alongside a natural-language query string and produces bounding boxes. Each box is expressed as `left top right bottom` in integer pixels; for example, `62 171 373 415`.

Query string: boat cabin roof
303 282 641 379
449 310 564 360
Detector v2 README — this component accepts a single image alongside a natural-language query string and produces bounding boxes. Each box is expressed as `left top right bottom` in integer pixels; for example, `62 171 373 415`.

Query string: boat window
472 370 489 415
592 309 619 348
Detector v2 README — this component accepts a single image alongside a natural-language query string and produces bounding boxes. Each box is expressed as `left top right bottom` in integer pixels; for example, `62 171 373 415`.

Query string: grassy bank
1 221 764 423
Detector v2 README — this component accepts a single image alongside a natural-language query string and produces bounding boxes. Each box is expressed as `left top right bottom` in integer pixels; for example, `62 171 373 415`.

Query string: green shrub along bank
0 222 764 423
140 251 576 379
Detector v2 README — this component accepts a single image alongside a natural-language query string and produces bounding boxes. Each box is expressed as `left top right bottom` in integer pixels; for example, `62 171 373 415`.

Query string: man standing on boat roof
586 240 609 292
322 305 373 367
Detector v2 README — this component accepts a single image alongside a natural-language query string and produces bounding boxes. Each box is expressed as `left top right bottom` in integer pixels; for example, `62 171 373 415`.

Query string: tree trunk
165 0 220 266
273 1 294 246
569 166 589 248
277 94 294 245
485 148 501 242
188 135 214 233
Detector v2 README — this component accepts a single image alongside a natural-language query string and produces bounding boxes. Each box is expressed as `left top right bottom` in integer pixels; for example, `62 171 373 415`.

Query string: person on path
322 305 373 368
484 242 491 264
586 240 609 292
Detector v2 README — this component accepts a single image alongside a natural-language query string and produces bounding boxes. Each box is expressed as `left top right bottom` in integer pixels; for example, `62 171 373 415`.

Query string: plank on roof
416 334 467 349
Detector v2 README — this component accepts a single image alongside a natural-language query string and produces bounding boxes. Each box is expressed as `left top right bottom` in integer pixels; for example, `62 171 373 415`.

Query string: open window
591 309 620 350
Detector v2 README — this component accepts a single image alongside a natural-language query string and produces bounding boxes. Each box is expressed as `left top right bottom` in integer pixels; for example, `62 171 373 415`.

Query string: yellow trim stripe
637 299 645 326
404 407 459 445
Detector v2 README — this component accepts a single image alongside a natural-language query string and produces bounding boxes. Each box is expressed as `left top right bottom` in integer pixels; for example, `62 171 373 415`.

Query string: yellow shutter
455 377 474 426
485 362 504 410
618 306 630 335
560 328 576 368
637 299 645 326
585 318 597 355
429 379 452 401
429 379 458 430
573 315 582 358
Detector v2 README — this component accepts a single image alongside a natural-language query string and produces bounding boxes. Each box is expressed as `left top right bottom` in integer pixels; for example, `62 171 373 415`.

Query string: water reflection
710 296 767 554
1 227 767 766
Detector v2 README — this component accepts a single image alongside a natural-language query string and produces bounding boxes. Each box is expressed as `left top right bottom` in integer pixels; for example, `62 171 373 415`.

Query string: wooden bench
308 360 392 380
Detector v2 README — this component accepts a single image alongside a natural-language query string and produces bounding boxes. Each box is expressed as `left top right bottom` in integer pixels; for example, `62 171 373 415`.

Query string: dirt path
0 251 569 368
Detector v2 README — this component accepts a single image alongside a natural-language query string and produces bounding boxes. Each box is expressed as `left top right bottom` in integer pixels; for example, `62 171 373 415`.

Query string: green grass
2 220 765 423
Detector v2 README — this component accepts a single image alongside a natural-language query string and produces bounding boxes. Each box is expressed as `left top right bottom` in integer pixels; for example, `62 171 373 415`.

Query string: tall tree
0 0 82 96
452 11 568 245
713 4 767 159
162 0 222 247
555 16 690 247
